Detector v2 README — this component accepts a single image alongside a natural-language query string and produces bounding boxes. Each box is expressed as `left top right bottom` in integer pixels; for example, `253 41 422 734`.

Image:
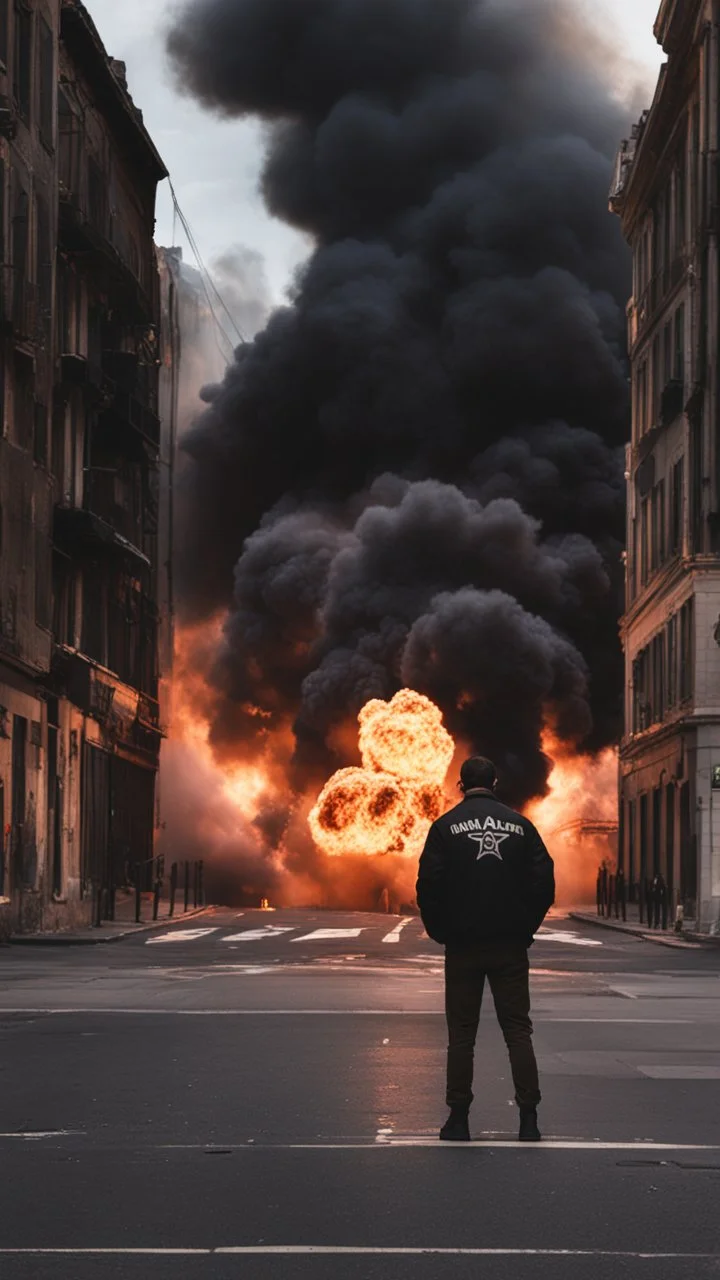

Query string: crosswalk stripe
382 918 414 943
536 930 603 948
221 928 295 942
293 929 363 941
146 929 219 945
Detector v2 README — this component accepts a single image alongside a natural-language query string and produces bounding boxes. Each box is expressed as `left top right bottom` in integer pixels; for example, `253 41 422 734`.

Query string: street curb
569 910 718 949
8 905 215 946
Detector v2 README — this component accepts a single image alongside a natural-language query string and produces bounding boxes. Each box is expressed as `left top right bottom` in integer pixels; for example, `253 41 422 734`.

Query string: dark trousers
445 940 541 1109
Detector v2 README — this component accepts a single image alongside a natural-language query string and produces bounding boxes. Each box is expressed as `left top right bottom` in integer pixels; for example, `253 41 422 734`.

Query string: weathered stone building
611 0 720 930
0 1 174 935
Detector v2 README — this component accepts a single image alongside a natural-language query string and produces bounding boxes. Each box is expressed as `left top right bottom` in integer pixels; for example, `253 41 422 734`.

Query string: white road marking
0 1131 85 1140
0 1009 703 1020
536 930 603 948
216 1248 718 1258
221 927 295 942
638 1066 720 1080
145 929 219 945
373 1138 720 1151
153 1139 720 1152
293 929 364 941
382 918 414 943
0 1248 716 1258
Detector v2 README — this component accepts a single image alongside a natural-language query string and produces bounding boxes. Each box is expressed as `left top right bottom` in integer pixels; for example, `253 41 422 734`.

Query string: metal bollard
153 872 161 921
198 861 204 906
184 860 190 912
616 870 626 922
169 862 177 917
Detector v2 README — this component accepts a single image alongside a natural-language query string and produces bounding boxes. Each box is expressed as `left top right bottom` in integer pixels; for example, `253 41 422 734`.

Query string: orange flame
525 734 618 905
308 689 454 858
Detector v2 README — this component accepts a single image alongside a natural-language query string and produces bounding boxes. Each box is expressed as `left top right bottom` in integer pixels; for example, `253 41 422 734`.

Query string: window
662 322 672 389
691 104 700 233
670 458 684 555
679 598 694 702
33 400 46 466
650 479 665 572
652 633 665 724
38 18 53 148
0 0 8 67
634 361 648 437
58 88 79 195
633 649 650 732
11 180 29 328
673 305 685 384
631 600 695 735
52 552 74 648
13 1 32 122
87 156 108 236
13 350 33 447
674 159 686 254
82 561 106 666
667 613 677 709
0 344 5 434
51 404 65 486
34 523 51 629
640 496 649 585
36 191 52 332
651 333 661 425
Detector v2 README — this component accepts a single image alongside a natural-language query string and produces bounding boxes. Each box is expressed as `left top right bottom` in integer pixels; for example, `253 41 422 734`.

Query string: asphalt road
1 908 720 1280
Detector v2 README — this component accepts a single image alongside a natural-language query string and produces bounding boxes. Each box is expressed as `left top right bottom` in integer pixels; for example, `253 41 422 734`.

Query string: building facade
0 0 173 936
611 0 720 930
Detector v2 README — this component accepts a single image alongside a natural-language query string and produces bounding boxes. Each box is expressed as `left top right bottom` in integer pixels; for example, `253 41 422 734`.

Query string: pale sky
86 0 665 303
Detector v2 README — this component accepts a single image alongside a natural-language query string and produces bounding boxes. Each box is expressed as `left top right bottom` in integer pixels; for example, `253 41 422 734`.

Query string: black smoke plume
167 0 630 808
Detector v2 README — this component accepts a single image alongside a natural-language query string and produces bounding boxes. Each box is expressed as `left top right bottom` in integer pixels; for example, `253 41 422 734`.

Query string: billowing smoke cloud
210 245 273 343
167 0 630 809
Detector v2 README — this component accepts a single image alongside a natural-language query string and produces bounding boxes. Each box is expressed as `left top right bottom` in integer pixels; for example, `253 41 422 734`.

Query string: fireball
358 689 455 783
308 689 453 859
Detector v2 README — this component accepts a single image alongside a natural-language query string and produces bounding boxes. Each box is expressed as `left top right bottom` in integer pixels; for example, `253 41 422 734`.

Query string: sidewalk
569 908 720 949
9 893 213 946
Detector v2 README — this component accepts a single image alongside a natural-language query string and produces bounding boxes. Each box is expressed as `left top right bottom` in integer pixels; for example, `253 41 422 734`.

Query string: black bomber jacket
416 788 555 947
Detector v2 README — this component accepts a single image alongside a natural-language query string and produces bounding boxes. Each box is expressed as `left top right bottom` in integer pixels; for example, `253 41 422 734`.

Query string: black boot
439 1104 471 1142
518 1106 542 1142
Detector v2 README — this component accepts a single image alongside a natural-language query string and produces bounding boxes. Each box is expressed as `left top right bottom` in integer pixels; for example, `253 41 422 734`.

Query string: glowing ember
309 690 453 858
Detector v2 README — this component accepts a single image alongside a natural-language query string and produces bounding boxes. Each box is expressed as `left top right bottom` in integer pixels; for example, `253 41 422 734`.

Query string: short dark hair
460 756 497 792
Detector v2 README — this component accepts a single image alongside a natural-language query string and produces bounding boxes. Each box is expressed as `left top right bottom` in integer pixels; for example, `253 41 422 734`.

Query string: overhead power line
167 177 247 360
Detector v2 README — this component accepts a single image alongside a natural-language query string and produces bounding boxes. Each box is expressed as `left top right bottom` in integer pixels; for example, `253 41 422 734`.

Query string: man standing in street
417 755 555 1143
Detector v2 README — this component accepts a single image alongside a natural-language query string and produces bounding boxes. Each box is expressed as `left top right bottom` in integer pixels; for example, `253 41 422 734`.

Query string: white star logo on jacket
468 831 510 860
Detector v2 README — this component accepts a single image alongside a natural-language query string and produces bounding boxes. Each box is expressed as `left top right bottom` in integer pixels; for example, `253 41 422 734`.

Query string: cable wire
167 178 247 352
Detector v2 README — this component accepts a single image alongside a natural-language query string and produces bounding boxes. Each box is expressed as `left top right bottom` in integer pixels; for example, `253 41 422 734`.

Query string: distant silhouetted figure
417 755 555 1143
